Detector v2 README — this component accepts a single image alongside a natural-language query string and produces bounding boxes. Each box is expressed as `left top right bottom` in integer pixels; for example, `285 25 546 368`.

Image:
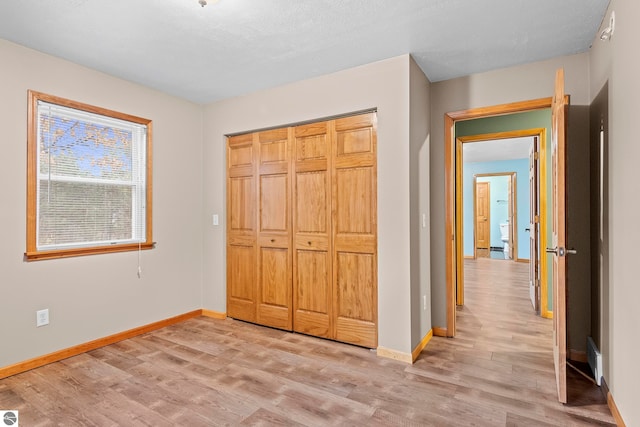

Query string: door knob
546 247 577 256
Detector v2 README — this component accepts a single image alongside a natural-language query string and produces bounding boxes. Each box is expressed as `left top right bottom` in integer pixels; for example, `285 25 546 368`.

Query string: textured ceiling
0 0 609 104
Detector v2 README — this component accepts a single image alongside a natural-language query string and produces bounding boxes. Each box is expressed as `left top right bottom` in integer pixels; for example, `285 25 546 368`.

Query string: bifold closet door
333 113 378 348
227 112 377 347
292 121 333 338
256 128 292 330
227 133 257 323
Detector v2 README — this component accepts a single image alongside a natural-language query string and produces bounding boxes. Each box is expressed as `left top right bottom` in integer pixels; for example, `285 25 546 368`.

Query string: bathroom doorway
473 173 517 260
474 181 491 257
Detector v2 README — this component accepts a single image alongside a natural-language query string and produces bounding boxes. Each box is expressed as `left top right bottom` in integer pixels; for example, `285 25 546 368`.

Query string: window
26 91 153 261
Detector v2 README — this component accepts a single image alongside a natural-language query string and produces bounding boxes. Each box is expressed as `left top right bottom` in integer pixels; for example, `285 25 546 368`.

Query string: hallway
415 258 615 425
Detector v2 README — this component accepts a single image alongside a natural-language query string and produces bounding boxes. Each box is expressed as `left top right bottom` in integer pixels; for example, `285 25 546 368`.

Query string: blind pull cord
137 240 142 279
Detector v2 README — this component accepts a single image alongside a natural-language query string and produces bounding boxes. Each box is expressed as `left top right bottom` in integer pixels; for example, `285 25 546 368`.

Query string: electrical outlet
36 309 49 327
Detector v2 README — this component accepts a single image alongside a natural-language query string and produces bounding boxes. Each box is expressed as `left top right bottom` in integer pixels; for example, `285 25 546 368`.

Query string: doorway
473 173 517 261
445 98 553 337
456 130 544 309
444 71 573 405
474 180 491 258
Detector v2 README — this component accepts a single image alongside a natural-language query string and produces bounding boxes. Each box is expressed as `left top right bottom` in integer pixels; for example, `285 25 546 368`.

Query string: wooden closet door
256 128 292 330
292 121 333 338
227 133 257 322
332 113 378 348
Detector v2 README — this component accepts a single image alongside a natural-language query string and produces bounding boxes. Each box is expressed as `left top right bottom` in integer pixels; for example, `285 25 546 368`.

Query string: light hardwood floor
0 258 614 426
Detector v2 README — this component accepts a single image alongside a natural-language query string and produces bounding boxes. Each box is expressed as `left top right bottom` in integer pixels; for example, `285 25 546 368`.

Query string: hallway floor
414 257 615 425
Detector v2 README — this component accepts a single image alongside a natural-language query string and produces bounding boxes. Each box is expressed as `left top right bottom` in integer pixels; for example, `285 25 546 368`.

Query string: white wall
0 40 204 367
429 53 591 327
589 1 640 425
202 55 417 354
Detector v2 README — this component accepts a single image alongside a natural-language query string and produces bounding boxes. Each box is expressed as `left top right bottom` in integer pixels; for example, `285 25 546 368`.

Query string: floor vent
587 336 602 386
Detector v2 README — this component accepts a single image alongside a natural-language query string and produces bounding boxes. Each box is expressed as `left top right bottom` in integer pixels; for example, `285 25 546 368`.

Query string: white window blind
36 101 147 251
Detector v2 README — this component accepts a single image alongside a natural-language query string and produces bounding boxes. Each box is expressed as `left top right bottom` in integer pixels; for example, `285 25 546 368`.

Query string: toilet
499 223 510 259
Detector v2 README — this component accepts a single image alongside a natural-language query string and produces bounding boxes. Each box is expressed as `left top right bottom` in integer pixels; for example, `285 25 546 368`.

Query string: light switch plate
36 309 49 327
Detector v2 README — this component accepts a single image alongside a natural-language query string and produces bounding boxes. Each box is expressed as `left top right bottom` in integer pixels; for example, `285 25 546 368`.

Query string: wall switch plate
36 309 49 327
423 295 427 310
422 213 427 228
213 214 219 226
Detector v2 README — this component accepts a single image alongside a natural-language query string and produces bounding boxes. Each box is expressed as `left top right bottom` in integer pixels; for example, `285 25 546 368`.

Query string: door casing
445 98 553 337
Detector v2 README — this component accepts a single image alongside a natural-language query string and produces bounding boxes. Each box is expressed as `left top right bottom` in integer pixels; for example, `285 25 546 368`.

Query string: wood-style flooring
0 258 615 426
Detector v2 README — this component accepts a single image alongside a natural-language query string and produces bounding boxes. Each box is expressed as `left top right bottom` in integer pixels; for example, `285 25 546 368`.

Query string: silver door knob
545 247 577 256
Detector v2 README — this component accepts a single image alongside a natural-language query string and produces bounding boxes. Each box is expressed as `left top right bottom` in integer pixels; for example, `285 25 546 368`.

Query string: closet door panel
332 113 378 348
227 134 257 322
296 171 328 233
260 174 288 232
256 129 292 330
227 244 257 322
335 252 377 346
229 176 254 232
293 122 332 338
335 167 374 234
258 246 290 329
294 250 331 336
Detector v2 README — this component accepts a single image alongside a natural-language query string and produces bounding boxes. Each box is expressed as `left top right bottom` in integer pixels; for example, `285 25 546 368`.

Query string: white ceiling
0 0 609 104
463 137 533 163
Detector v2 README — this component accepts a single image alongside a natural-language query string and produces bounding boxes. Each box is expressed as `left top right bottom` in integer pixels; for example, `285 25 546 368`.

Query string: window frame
26 90 154 261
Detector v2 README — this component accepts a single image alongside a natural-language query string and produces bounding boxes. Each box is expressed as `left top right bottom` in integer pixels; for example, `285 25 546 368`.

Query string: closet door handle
308 241 312 246
270 239 275 243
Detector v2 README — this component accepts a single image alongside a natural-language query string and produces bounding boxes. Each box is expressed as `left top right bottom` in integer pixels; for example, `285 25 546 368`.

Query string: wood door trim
445 97 552 337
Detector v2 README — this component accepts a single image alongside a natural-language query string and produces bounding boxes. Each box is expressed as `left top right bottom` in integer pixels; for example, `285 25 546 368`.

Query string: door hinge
534 152 539 160
534 215 539 223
